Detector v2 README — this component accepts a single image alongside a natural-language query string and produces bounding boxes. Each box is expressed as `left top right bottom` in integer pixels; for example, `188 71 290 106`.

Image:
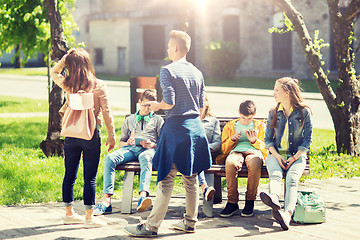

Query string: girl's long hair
204 95 216 117
270 77 309 128
63 48 95 93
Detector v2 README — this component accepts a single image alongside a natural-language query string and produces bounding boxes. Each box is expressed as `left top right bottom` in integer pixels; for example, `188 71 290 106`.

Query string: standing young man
216 100 267 218
124 30 211 237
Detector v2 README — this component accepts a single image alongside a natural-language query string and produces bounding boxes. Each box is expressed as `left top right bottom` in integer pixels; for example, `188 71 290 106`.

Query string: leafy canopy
0 0 77 65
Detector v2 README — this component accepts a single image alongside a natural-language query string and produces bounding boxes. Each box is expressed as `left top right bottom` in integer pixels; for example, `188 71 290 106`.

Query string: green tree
268 0 360 155
204 40 246 81
0 0 76 67
0 0 77 156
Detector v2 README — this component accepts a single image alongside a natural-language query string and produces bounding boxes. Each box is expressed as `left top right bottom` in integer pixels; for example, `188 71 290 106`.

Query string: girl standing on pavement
260 77 312 230
51 48 116 228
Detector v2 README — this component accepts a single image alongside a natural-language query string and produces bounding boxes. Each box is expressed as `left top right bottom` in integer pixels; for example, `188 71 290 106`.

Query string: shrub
204 40 246 81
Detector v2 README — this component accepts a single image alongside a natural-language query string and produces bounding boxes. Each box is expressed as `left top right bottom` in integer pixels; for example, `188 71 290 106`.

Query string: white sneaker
84 217 107 228
63 213 84 225
272 210 290 230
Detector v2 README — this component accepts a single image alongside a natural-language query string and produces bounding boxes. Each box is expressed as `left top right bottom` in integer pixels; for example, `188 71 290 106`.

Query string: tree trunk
269 0 360 155
14 44 21 68
328 0 360 154
40 0 69 157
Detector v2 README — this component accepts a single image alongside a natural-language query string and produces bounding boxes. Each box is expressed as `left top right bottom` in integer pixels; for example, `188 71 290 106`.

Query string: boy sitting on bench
216 100 267 217
94 89 164 215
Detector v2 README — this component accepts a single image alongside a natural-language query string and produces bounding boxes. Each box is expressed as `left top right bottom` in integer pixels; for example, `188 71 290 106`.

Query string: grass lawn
0 96 48 113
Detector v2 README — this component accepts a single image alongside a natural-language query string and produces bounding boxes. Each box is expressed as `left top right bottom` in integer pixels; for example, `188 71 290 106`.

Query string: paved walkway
1 177 359 239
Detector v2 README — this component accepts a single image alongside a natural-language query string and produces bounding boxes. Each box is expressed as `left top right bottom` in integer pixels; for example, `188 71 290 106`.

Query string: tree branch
343 0 360 22
268 0 337 107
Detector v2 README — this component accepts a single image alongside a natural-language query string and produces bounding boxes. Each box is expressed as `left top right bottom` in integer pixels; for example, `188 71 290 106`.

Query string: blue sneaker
137 197 152 212
93 203 112 215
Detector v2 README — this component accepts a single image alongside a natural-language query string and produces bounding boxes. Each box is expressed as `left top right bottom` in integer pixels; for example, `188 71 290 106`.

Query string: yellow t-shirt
278 104 293 155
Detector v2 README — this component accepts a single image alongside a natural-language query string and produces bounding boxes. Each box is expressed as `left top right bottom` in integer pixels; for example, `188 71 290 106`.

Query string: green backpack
292 190 326 224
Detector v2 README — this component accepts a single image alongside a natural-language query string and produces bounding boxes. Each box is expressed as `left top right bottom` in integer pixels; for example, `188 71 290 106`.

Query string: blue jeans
198 171 206 186
266 154 306 213
103 145 155 195
63 130 101 210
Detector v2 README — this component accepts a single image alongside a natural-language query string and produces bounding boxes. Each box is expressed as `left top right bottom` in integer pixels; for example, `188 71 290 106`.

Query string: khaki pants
225 151 263 203
146 164 199 232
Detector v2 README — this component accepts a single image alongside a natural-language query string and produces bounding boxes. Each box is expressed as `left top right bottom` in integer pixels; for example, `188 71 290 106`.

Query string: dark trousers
62 130 101 208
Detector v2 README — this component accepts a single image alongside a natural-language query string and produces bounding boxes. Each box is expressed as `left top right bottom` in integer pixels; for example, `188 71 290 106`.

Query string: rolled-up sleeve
50 57 69 91
298 108 312 152
97 81 116 146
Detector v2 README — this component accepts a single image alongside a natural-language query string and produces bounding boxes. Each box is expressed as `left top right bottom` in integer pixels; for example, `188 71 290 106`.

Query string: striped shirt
160 58 205 118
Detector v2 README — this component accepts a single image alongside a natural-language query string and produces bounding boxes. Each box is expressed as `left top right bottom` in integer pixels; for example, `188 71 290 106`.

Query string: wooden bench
115 116 310 216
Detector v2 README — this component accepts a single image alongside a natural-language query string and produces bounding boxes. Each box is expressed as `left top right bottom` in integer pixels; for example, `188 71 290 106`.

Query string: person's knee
104 154 114 166
225 155 241 168
286 173 300 186
269 171 283 181
139 154 153 165
247 156 263 169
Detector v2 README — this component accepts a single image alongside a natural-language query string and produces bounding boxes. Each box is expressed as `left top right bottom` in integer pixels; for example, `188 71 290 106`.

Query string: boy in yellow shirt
216 100 267 217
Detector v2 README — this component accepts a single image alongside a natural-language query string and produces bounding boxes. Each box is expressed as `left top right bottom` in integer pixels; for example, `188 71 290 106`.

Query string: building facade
73 0 360 80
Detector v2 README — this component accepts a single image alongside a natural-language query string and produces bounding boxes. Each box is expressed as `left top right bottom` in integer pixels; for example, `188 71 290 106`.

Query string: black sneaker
219 202 239 218
241 200 254 217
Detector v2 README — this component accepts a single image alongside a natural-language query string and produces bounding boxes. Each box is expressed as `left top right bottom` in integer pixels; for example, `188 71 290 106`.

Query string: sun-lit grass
0 96 48 113
0 115 165 206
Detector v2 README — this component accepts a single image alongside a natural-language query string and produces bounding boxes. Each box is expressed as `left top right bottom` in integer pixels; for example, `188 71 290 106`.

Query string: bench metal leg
121 171 135 214
203 173 215 217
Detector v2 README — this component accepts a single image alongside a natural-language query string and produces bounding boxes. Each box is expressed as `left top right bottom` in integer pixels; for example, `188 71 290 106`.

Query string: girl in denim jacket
260 77 312 230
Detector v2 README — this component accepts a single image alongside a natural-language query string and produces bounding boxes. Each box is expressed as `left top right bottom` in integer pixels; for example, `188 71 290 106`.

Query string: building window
272 30 292 71
143 25 165 61
94 48 103 65
222 15 239 43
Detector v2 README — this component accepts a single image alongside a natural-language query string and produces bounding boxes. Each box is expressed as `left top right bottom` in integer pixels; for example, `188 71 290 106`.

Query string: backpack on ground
292 190 326 224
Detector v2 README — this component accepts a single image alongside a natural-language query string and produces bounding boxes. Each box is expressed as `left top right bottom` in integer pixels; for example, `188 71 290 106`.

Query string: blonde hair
169 30 191 53
270 77 310 128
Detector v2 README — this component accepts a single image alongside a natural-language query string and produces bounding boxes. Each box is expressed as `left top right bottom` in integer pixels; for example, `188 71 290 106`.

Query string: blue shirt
160 58 205 119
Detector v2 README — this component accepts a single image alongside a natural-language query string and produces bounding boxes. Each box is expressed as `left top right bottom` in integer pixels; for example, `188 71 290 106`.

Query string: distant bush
204 40 246 81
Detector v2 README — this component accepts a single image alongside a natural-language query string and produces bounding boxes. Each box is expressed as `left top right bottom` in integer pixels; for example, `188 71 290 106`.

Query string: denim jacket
264 107 312 155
